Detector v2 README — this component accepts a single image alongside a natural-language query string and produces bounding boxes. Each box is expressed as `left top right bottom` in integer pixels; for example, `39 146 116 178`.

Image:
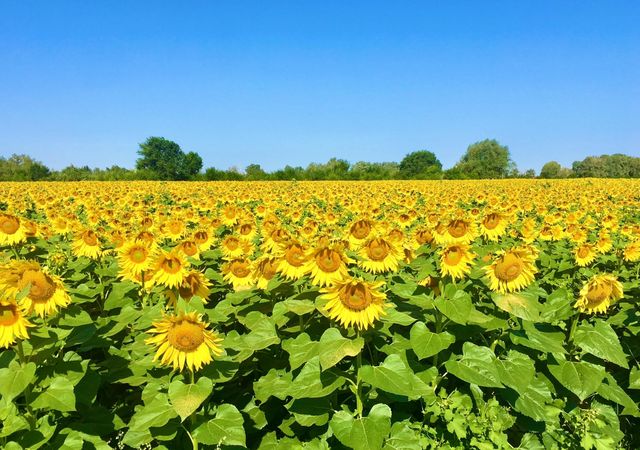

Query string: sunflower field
1 179 639 450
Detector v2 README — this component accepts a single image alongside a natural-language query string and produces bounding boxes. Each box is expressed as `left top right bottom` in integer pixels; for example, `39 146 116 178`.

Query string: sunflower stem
432 309 442 367
355 332 363 418
567 313 580 355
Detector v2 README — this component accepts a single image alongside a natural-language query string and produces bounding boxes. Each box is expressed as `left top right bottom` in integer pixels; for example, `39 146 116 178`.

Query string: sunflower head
0 300 33 348
145 311 223 372
574 274 624 314
319 278 389 330
484 248 537 293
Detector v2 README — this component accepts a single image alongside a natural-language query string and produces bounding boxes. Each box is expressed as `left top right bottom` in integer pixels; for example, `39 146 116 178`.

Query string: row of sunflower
0 179 639 449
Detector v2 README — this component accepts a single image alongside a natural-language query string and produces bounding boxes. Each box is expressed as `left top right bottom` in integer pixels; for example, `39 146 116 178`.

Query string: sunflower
348 219 375 247
0 213 27 246
193 229 215 252
167 270 211 307
71 230 103 259
319 278 389 330
1 261 71 317
304 242 351 287
177 240 201 260
145 311 223 372
253 256 280 290
623 240 640 262
358 236 402 274
574 274 623 314
484 248 537 293
151 251 190 289
220 235 251 259
222 258 255 291
439 244 475 280
480 212 508 241
277 242 310 280
435 218 477 245
574 243 597 267
118 241 156 276
0 300 33 348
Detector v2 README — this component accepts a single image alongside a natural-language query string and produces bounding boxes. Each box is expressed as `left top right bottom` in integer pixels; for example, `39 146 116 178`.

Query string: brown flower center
168 321 204 352
366 239 390 261
285 245 306 267
181 241 198 256
444 247 463 265
239 224 253 236
415 229 433 245
259 259 278 280
224 237 239 250
194 231 208 244
340 283 373 311
0 303 19 326
0 215 20 235
494 253 524 281
82 231 98 246
585 282 613 306
129 246 148 263
577 246 591 258
315 248 341 273
18 270 56 302
231 260 251 278
483 214 501 230
448 220 468 238
351 221 371 240
160 256 182 274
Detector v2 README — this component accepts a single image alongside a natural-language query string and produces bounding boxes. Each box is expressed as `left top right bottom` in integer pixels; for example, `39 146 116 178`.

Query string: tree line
1 136 638 181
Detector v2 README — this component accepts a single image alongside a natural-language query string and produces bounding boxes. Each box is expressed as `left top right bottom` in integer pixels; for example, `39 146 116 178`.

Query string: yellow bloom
0 300 33 348
151 251 190 289
222 258 255 291
277 242 310 280
71 230 103 259
145 311 223 372
623 240 640 262
574 243 597 267
574 274 623 314
320 278 389 330
357 237 402 274
304 243 351 287
118 241 156 276
484 248 537 293
439 244 475 280
0 213 27 246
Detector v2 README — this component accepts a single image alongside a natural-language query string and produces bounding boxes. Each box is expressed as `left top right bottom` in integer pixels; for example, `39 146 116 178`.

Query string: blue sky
1 1 638 172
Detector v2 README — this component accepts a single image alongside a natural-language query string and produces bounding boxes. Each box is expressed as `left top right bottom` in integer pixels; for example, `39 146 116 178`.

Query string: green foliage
399 150 442 179
540 161 572 179
572 154 640 178
451 139 515 179
135 136 203 180
0 154 50 181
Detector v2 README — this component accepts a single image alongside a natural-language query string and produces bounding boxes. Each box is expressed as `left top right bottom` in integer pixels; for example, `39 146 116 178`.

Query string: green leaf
381 307 417 326
281 298 316 315
282 333 320 370
383 422 423 450
507 376 556 422
574 319 628 368
359 354 431 399
31 376 76 412
168 377 212 421
123 395 178 447
492 291 542 322
409 322 455 360
288 357 345 399
318 328 364 371
193 404 246 447
495 350 535 394
445 342 503 388
510 321 566 355
597 374 639 416
630 366 640 389
330 404 391 450
540 288 574 322
0 362 36 401
548 359 605 401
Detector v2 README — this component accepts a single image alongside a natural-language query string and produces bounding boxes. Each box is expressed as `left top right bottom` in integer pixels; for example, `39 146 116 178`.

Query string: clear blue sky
1 1 638 172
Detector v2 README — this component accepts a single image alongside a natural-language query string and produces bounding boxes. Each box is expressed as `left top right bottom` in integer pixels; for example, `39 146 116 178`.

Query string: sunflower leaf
168 377 212 421
318 328 364 371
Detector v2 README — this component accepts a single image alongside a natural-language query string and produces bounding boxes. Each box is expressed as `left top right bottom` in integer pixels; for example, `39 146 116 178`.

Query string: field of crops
1 179 639 450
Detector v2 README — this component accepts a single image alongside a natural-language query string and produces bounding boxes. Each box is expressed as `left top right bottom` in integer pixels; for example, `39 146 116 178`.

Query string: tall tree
399 150 442 179
453 139 514 179
135 137 202 180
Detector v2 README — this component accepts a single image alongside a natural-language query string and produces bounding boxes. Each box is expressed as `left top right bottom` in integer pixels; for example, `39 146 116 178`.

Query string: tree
572 154 640 178
452 139 515 179
245 164 268 181
135 137 202 180
0 154 50 181
540 161 562 179
399 151 442 179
